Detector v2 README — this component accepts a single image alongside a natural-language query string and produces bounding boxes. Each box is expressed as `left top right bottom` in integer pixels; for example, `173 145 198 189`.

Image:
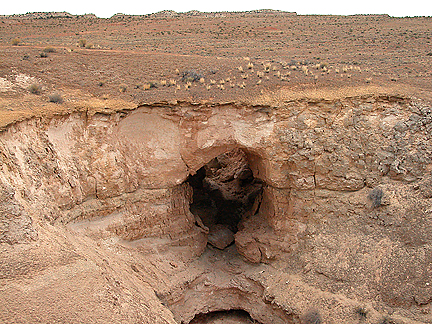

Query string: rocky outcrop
1 95 432 323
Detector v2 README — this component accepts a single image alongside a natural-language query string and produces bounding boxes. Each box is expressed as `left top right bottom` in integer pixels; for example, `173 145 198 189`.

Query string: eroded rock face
1 96 432 323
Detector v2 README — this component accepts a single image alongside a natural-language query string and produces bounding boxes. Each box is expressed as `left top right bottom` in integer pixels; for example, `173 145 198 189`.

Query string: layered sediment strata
1 96 432 323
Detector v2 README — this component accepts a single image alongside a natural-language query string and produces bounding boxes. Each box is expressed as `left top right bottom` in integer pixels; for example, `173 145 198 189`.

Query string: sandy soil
0 11 431 126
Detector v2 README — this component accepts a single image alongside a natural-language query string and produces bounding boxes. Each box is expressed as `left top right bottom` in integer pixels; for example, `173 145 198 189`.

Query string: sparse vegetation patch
28 83 42 94
48 92 63 103
181 70 203 83
368 187 383 208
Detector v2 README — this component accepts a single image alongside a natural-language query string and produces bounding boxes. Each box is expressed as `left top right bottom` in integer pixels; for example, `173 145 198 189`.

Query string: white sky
1 0 432 18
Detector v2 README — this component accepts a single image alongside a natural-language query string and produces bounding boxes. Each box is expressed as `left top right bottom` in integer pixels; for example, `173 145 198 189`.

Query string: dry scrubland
1 10 432 324
0 10 431 120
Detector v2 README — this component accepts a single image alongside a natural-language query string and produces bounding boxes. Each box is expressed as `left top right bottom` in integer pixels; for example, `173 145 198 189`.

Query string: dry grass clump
142 82 158 90
78 39 87 47
11 38 22 46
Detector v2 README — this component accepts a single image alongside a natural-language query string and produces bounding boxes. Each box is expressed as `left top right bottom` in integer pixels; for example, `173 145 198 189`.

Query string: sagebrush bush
43 46 56 53
355 307 368 319
119 84 127 92
181 70 203 83
378 317 395 324
368 187 383 208
301 310 322 324
28 84 41 94
48 93 63 103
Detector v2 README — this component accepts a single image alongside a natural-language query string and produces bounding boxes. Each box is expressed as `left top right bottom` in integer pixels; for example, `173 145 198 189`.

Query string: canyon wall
1 96 432 322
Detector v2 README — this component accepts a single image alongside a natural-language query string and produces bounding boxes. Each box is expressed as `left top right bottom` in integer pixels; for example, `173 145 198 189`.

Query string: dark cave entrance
187 148 264 250
189 309 262 324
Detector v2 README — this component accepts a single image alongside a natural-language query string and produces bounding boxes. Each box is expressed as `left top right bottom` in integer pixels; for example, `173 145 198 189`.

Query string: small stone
207 224 235 250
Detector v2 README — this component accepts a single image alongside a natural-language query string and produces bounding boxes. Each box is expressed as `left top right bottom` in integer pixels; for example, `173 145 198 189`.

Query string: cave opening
189 309 262 324
187 148 264 250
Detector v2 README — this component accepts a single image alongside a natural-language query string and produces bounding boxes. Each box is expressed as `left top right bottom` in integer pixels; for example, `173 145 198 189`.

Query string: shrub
368 187 383 208
181 70 203 83
119 84 127 92
28 84 42 94
78 39 87 47
355 307 368 319
48 93 63 103
11 38 21 46
142 82 157 90
301 309 322 324
39 52 48 58
43 46 56 53
378 317 395 324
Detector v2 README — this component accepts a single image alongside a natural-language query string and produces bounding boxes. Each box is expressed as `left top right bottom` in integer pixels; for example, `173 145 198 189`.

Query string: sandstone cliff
1 95 431 323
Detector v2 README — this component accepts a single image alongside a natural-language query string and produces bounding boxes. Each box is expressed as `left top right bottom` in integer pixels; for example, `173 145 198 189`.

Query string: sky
1 0 432 18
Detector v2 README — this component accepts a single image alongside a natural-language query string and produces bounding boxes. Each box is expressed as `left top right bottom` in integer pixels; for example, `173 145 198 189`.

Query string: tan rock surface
0 95 431 323
1 11 432 324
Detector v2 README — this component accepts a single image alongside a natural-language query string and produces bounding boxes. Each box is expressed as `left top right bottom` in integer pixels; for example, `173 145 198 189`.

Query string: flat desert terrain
0 10 431 124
